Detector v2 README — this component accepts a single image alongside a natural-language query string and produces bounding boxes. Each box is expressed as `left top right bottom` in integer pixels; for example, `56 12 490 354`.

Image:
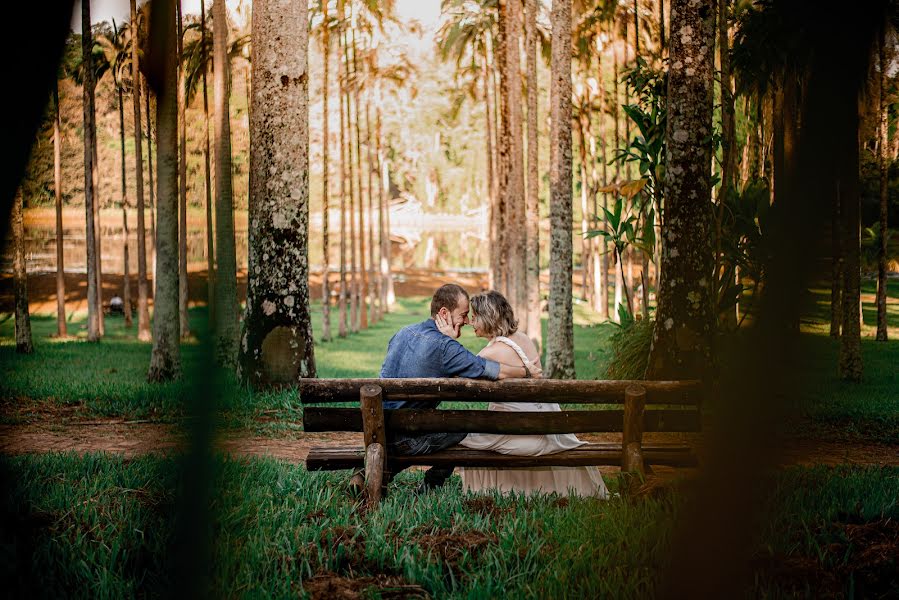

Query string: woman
436 290 608 498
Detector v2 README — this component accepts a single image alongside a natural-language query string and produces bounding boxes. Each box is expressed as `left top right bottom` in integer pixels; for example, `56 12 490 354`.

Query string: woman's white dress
459 336 609 498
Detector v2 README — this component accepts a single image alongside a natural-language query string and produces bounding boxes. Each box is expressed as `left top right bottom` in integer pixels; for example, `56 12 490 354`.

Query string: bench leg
365 442 385 505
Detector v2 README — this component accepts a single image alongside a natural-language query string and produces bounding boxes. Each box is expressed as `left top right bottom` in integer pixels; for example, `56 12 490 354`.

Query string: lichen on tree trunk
238 0 316 387
545 0 575 380
645 0 716 381
13 190 33 354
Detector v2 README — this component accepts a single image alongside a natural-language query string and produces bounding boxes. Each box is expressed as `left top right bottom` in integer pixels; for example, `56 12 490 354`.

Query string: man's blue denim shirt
379 319 500 409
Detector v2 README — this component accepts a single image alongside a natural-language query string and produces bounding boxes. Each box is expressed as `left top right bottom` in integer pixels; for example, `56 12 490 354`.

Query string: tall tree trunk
577 111 592 304
13 190 33 354
484 43 499 290
338 0 348 337
118 88 133 327
341 7 358 334
830 179 842 337
92 126 105 336
132 0 152 341
525 0 541 346
239 0 316 386
200 0 215 329
612 38 623 322
82 0 100 342
546 0 575 379
716 0 736 329
597 47 610 320
321 0 332 341
377 106 394 310
146 76 157 299
838 89 862 381
645 0 715 381
365 86 379 324
876 25 889 342
498 0 527 318
212 0 240 366
494 7 509 297
659 0 666 54
147 0 182 382
177 0 191 338
53 81 67 337
351 24 368 330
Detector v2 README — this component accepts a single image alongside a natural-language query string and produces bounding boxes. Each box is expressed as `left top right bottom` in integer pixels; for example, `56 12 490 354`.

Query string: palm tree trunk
92 119 104 336
53 81 67 337
546 0 575 379
597 46 610 320
365 86 379 324
132 0 152 341
876 26 889 342
498 0 527 318
838 89 862 381
146 75 157 301
148 0 182 382
321 0 332 341
577 111 592 304
483 44 498 290
351 24 368 330
212 0 240 366
377 106 394 310
13 190 33 354
494 7 509 298
239 0 316 385
830 179 842 337
525 0 541 346
338 1 348 337
118 88 133 327
612 37 623 323
658 0 666 54
82 0 100 342
340 5 358 334
200 0 215 329
645 0 715 380
176 0 190 338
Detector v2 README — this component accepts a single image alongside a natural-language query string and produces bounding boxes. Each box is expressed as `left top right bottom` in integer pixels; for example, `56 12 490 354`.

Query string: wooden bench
299 378 703 504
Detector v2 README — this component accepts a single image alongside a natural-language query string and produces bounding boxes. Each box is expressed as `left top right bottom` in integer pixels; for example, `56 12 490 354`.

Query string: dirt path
0 421 895 468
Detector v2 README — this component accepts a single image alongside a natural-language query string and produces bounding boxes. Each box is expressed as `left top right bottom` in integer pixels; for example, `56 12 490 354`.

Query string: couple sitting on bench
357 283 608 498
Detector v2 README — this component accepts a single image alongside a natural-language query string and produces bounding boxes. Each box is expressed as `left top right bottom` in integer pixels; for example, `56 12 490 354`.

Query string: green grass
1 286 896 441
0 298 615 428
1 452 895 598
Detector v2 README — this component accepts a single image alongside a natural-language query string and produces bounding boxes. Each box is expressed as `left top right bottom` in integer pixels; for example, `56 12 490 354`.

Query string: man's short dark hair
430 284 469 317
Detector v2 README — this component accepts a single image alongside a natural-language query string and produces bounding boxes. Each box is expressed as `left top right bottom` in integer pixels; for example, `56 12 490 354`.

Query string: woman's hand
435 313 456 338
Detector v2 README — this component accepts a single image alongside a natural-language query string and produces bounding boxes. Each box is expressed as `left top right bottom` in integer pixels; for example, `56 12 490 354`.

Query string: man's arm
441 339 503 379
497 362 528 379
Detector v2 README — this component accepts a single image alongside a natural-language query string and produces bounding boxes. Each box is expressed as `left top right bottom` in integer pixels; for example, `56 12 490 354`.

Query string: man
356 283 527 495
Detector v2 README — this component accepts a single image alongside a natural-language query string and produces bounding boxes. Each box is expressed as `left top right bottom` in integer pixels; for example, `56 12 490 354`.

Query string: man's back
380 319 499 409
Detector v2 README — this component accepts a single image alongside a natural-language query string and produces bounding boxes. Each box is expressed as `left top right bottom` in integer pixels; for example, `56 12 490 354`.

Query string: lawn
0 298 616 428
1 452 895 598
1 286 897 441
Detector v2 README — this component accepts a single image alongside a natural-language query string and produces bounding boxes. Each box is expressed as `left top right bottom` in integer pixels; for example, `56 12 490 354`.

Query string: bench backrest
299 378 703 436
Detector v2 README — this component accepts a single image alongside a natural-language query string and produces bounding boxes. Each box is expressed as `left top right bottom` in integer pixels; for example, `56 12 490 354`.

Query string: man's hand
497 362 528 379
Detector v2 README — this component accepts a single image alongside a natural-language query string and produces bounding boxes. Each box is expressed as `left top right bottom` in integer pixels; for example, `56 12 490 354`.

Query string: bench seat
306 442 698 470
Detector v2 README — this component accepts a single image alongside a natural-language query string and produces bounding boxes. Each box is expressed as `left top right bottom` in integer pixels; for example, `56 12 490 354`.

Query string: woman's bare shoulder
510 332 539 361
478 340 519 364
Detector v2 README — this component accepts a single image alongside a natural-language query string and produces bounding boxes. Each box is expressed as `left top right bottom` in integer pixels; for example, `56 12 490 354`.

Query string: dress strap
494 336 537 378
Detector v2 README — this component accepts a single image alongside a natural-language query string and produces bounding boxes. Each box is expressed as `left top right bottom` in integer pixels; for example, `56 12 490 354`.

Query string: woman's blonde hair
470 291 518 338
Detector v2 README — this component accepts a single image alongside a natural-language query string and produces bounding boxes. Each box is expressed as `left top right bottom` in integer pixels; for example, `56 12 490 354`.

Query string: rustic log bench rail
299 378 703 504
